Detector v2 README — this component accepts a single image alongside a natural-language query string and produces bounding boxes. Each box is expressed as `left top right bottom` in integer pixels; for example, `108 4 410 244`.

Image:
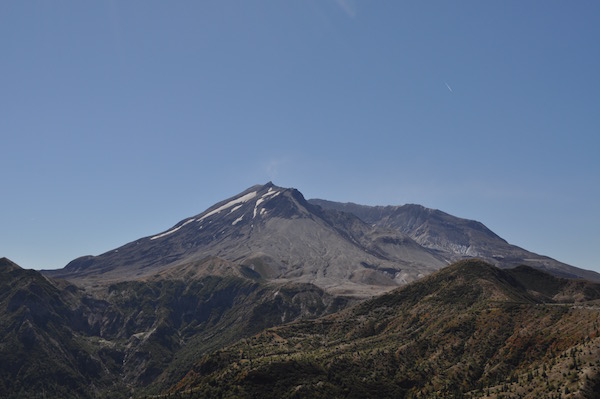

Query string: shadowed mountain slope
0 257 126 398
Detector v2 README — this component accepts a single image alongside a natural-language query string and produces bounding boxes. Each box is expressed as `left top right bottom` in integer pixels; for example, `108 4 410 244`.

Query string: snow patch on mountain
150 218 196 240
261 188 280 199
232 215 244 226
198 191 257 222
253 189 280 218
229 204 243 214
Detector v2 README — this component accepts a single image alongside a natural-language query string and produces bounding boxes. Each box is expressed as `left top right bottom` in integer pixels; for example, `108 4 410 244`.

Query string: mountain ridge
309 198 600 282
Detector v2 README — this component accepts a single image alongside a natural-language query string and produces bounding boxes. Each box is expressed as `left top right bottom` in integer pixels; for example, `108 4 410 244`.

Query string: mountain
43 183 599 297
1 257 349 398
44 183 449 297
11 183 600 397
309 199 600 282
172 259 600 399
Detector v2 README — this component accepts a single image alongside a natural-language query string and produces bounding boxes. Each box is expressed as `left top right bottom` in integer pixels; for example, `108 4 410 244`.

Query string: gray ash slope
309 199 600 282
45 183 446 297
44 183 600 297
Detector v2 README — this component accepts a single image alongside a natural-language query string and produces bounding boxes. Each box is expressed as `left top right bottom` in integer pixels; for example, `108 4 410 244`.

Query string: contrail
445 82 453 93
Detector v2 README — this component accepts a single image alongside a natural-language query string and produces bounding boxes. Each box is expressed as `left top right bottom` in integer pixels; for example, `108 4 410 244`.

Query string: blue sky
1 1 599 272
